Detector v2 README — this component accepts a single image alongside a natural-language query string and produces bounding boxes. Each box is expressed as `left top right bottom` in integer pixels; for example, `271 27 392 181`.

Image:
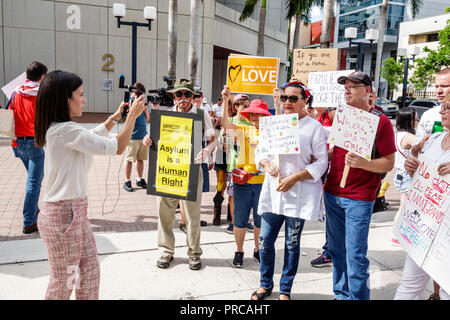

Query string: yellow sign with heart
226 55 280 95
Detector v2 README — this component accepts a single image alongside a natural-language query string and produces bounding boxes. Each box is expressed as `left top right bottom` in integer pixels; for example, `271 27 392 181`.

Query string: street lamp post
398 46 420 109
344 27 379 72
113 3 156 85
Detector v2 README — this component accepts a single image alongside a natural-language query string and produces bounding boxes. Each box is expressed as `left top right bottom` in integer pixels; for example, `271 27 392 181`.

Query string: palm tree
374 0 423 93
239 0 267 56
285 0 319 50
320 0 334 48
188 0 202 85
168 0 177 82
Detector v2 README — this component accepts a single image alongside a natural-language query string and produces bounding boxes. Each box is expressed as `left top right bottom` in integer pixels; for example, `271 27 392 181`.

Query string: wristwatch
108 116 119 124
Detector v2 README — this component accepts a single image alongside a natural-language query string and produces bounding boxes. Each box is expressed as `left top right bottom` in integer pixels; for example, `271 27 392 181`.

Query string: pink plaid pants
38 197 100 300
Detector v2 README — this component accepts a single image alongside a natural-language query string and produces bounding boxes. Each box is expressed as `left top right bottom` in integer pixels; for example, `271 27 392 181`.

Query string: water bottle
432 121 444 134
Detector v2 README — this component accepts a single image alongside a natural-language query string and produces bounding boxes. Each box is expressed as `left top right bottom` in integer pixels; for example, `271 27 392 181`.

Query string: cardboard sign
292 48 338 85
328 104 380 160
258 114 300 155
147 110 202 201
1 72 26 100
308 70 355 108
393 155 450 292
226 55 279 95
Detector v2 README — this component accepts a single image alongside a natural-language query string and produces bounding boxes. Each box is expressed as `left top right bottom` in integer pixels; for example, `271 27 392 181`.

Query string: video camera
148 76 174 107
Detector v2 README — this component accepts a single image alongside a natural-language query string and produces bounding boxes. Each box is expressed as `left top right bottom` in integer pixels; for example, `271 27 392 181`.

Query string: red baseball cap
240 99 272 119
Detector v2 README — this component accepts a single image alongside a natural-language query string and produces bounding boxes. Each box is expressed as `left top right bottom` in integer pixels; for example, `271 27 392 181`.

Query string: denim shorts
394 168 412 194
233 183 262 228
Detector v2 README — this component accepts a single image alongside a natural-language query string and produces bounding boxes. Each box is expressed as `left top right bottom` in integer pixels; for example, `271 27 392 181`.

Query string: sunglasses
280 95 304 103
175 91 193 98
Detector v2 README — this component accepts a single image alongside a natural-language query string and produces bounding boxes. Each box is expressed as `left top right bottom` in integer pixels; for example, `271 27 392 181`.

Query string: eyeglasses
280 95 304 103
175 91 193 98
344 85 367 91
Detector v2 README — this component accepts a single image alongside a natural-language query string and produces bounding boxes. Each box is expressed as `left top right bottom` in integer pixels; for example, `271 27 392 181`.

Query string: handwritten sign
258 114 300 155
1 72 26 100
226 55 280 95
292 48 338 85
308 70 355 108
147 110 202 201
393 155 450 292
327 104 380 160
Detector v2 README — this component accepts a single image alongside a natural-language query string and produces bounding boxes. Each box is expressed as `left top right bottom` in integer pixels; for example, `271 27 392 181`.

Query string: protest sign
292 48 338 85
308 70 355 108
2 72 26 100
258 114 300 155
393 155 450 292
226 55 279 95
147 110 202 201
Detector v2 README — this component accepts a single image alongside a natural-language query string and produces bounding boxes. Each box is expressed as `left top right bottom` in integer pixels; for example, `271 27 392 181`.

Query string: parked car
396 96 415 109
408 99 440 120
377 98 399 119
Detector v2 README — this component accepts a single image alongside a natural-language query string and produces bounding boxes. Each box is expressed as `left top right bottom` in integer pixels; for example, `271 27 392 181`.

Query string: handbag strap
5 92 16 110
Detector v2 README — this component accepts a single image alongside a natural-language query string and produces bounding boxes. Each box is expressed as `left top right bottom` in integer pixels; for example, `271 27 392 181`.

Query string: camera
147 76 174 107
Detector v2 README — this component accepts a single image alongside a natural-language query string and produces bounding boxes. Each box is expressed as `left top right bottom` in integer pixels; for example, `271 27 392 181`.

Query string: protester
143 79 216 270
211 97 223 129
323 71 396 300
34 70 145 299
391 107 418 245
123 82 150 192
7 61 47 234
251 81 328 300
221 86 269 268
395 98 450 300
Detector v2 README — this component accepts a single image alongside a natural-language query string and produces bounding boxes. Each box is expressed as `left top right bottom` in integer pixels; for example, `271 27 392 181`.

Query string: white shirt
395 131 413 170
255 116 329 220
416 105 441 141
42 122 118 202
421 132 450 166
212 104 223 117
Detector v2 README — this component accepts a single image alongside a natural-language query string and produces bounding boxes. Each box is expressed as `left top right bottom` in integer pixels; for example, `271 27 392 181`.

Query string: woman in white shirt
251 82 328 300
34 70 145 300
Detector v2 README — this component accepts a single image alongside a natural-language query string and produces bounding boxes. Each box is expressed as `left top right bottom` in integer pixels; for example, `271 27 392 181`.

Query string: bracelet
274 104 282 109
108 116 118 125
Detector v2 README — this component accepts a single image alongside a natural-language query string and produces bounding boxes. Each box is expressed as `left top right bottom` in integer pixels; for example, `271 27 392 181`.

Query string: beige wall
0 0 288 112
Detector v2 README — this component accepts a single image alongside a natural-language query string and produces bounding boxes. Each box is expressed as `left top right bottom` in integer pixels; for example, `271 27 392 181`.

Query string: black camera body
147 76 174 107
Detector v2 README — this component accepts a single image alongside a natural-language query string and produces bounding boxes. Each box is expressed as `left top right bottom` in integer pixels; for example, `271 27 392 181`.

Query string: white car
377 98 398 119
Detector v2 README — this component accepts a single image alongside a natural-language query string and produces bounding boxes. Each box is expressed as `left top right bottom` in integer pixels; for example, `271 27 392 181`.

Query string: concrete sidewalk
0 212 435 300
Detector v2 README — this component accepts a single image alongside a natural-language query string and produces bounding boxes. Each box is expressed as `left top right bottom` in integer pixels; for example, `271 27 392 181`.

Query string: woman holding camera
35 70 145 300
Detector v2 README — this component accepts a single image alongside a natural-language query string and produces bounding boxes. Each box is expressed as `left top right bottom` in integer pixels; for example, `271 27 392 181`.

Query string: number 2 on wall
102 53 115 72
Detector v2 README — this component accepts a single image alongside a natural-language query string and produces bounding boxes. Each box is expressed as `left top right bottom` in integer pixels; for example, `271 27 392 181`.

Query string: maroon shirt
324 109 396 202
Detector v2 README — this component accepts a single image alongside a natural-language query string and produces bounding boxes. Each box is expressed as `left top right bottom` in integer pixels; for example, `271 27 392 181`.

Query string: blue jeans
259 212 305 295
233 183 262 228
13 138 45 227
324 191 374 300
201 163 209 192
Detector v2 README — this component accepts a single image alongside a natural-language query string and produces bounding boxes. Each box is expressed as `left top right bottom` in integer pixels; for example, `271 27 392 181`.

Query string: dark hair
26 61 47 82
35 70 83 147
395 107 416 135
133 82 146 93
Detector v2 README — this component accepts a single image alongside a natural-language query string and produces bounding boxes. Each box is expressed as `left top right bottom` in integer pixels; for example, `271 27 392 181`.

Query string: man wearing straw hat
143 79 216 271
323 71 395 300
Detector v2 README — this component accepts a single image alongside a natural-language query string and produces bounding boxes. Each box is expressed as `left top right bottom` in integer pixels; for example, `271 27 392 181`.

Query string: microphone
119 74 125 88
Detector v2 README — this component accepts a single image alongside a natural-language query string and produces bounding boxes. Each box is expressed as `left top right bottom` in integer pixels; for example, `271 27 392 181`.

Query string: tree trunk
292 13 302 49
189 0 202 85
257 3 266 56
168 0 178 82
374 0 388 94
320 0 334 48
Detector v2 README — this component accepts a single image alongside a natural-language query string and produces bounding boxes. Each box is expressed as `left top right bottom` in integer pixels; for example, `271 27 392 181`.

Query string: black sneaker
123 181 133 192
233 251 244 268
136 178 147 189
310 254 332 268
253 249 260 265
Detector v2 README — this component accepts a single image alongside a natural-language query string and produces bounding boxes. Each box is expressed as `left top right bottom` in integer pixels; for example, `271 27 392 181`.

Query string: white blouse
255 116 329 220
42 121 118 202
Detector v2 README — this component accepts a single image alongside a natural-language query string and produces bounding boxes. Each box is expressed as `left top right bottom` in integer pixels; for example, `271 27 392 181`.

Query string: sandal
278 293 291 300
251 286 273 300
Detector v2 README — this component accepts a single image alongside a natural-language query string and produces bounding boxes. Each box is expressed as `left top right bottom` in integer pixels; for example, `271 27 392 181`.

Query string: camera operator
123 82 150 192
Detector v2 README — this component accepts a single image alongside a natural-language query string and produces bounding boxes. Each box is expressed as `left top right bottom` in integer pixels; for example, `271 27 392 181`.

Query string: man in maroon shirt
323 71 395 300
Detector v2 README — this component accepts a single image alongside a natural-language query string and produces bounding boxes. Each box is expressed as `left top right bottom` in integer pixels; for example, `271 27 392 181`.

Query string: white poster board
2 72 26 100
327 104 380 160
393 154 450 292
308 70 355 108
258 114 300 155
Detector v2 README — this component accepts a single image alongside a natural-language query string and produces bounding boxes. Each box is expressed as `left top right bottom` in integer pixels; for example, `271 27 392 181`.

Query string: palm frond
239 0 260 22
408 0 423 19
